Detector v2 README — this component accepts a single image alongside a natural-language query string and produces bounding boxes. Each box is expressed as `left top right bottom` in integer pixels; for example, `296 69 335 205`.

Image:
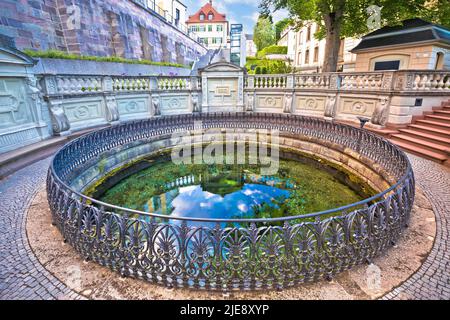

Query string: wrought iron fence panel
47 112 414 290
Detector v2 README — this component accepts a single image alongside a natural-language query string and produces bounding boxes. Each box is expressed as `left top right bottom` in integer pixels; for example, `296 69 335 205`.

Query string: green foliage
256 45 288 59
253 15 276 52
23 49 190 68
260 0 450 71
246 57 291 75
275 18 293 41
262 0 450 38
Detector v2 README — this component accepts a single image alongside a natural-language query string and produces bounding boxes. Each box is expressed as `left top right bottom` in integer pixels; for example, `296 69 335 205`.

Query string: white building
279 22 360 72
148 1 188 31
186 1 229 50
245 34 257 58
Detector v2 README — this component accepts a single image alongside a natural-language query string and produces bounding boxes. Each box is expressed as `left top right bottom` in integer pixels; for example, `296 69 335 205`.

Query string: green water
96 153 373 221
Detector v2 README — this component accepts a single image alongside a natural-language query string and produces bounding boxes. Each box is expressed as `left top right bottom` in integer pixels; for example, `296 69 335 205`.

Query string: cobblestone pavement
0 158 81 300
0 154 449 300
383 155 450 300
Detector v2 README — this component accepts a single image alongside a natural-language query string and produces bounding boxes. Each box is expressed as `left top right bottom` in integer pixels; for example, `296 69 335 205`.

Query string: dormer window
208 12 214 21
199 12 205 21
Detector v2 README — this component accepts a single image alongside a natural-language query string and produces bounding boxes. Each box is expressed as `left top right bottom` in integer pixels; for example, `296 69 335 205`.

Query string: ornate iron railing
47 113 414 290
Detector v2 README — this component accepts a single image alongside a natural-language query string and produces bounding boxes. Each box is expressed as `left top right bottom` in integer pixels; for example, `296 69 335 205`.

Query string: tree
253 15 276 52
275 18 293 42
260 0 450 72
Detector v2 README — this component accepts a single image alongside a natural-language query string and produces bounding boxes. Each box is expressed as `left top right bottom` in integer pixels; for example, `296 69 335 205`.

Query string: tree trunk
322 6 344 73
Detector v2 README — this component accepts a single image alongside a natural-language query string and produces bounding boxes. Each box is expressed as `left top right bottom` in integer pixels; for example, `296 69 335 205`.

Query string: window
212 37 223 44
305 49 310 64
370 54 409 70
307 26 311 41
208 25 213 32
199 25 206 32
199 38 208 45
208 12 214 21
217 25 223 32
199 13 205 21
435 52 445 70
374 60 400 70
298 31 303 45
175 8 180 25
297 52 302 65
314 46 319 62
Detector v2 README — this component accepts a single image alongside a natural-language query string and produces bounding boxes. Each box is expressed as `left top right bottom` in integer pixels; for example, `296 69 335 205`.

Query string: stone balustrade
244 70 450 126
111 77 151 92
54 76 103 95
2 67 449 154
395 70 450 91
247 75 288 89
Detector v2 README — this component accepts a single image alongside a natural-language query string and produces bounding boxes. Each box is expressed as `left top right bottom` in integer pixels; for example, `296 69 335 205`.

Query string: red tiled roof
186 2 227 24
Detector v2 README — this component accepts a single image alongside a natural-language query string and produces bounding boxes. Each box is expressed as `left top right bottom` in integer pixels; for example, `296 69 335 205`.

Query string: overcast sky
182 0 289 34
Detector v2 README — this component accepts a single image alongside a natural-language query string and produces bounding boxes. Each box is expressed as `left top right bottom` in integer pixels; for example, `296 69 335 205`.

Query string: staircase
389 100 450 166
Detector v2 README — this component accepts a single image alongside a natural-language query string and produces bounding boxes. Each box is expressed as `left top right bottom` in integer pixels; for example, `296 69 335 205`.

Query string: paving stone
0 158 79 300
385 154 450 300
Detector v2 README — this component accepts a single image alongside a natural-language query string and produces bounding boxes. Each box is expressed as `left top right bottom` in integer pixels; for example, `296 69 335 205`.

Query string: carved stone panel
117 97 149 116
160 95 189 115
256 95 283 111
62 99 105 126
338 98 376 117
295 96 326 113
0 78 33 129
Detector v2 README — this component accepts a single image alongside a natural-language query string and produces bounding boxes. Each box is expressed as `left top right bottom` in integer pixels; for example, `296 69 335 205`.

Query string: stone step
398 128 450 145
434 109 450 116
389 138 448 162
415 119 450 130
408 124 450 138
391 133 450 154
425 114 450 123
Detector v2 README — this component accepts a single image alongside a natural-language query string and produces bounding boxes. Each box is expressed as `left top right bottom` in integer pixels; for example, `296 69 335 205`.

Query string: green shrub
256 45 288 59
23 49 190 68
246 57 291 75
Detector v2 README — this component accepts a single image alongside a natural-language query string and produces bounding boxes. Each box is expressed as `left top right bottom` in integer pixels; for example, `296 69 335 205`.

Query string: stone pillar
151 94 161 116
324 95 338 119
201 74 208 110
284 74 295 113
103 76 120 125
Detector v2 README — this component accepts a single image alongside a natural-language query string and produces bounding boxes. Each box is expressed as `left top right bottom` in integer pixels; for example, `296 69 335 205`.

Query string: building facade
279 22 360 72
186 1 229 50
0 0 206 65
351 19 450 71
154 0 188 30
245 34 257 58
230 24 246 67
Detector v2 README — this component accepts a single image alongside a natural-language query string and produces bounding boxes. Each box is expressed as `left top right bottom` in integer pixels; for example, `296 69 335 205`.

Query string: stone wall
0 0 206 64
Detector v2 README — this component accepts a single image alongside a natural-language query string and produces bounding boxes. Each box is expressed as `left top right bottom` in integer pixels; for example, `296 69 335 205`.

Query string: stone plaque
215 86 231 96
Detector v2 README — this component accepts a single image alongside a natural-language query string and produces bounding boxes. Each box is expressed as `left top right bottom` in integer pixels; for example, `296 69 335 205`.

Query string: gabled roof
186 1 227 24
351 18 450 53
0 34 36 66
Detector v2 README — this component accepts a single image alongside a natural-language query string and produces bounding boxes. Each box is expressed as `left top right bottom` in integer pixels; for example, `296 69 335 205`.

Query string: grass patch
23 49 190 69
